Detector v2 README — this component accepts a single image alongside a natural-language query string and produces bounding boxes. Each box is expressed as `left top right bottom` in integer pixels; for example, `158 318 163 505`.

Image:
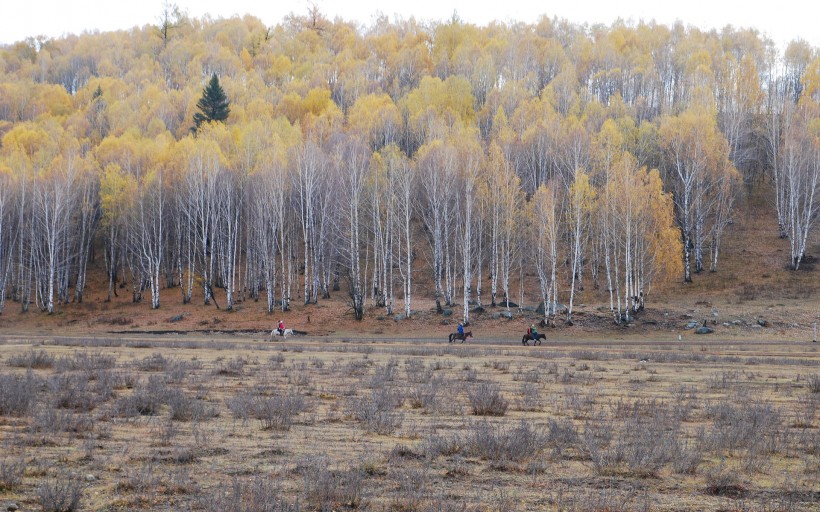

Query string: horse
270 328 294 339
448 331 472 343
521 333 546 346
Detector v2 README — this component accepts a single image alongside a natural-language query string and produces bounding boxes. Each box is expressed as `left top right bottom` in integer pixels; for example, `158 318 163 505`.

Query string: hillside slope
0 184 817 342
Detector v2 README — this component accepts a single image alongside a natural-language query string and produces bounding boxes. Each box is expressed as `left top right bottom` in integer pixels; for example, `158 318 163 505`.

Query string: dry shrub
38 472 85 512
0 371 41 416
298 456 364 511
516 383 543 412
197 477 300 512
466 419 546 463
468 382 508 416
137 353 171 372
49 374 98 412
253 392 307 431
703 464 746 498
808 374 820 394
546 417 580 459
212 357 248 376
8 349 55 369
112 375 168 417
54 351 116 373
348 387 404 434
407 375 448 412
388 465 428 510
0 458 25 492
166 388 218 422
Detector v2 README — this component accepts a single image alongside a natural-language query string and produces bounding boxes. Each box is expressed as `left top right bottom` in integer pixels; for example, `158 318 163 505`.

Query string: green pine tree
192 73 230 133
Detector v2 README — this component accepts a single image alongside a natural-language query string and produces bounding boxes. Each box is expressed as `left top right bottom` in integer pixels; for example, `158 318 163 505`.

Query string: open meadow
1 333 818 512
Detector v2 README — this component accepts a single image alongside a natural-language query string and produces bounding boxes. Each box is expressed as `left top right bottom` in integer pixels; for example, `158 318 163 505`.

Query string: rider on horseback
529 323 537 342
278 320 285 336
457 322 464 337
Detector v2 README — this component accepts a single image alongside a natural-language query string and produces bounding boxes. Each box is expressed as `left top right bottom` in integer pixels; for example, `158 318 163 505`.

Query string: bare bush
468 382 508 416
407 375 447 412
198 477 300 512
166 388 217 422
515 383 543 412
388 466 428 510
38 473 84 512
116 461 161 494
369 359 399 388
137 353 171 372
705 402 782 454
584 412 680 478
466 419 547 463
112 376 168 417
253 392 307 431
54 351 116 373
0 458 25 491
670 439 704 475
546 417 579 459
808 374 820 393
167 360 202 383
8 349 55 369
703 463 746 498
348 388 404 434
421 432 465 459
213 357 249 376
405 359 432 383
31 406 94 437
225 392 255 425
49 374 98 412
299 457 364 511
0 371 41 416
512 367 541 383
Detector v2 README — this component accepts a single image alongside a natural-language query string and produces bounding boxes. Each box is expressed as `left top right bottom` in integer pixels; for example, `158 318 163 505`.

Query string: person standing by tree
191 73 230 134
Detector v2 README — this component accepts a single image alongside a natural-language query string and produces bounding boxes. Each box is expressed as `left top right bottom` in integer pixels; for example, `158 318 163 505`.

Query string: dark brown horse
521 333 546 346
449 331 472 343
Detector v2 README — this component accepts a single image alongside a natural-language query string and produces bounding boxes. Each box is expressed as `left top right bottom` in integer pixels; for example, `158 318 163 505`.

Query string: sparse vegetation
0 337 818 510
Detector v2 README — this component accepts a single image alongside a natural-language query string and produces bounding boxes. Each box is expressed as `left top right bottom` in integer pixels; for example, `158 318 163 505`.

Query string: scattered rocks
498 300 518 308
7 503 19 512
500 311 513 320
685 321 699 329
695 326 714 335
168 313 186 323
393 314 405 322
757 318 770 328
471 306 485 314
442 309 453 317
85 474 96 482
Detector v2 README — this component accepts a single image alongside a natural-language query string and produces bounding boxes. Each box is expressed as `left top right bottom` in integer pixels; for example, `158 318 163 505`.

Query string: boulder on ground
695 326 714 334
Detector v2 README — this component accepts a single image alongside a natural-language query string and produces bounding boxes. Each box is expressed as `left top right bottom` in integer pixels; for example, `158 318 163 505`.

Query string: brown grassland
1 192 820 511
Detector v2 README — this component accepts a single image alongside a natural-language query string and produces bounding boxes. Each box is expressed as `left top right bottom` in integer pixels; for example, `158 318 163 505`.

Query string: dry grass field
1 333 819 512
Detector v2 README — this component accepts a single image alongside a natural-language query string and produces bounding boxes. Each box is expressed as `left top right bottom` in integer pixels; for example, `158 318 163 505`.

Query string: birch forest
0 9 818 324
